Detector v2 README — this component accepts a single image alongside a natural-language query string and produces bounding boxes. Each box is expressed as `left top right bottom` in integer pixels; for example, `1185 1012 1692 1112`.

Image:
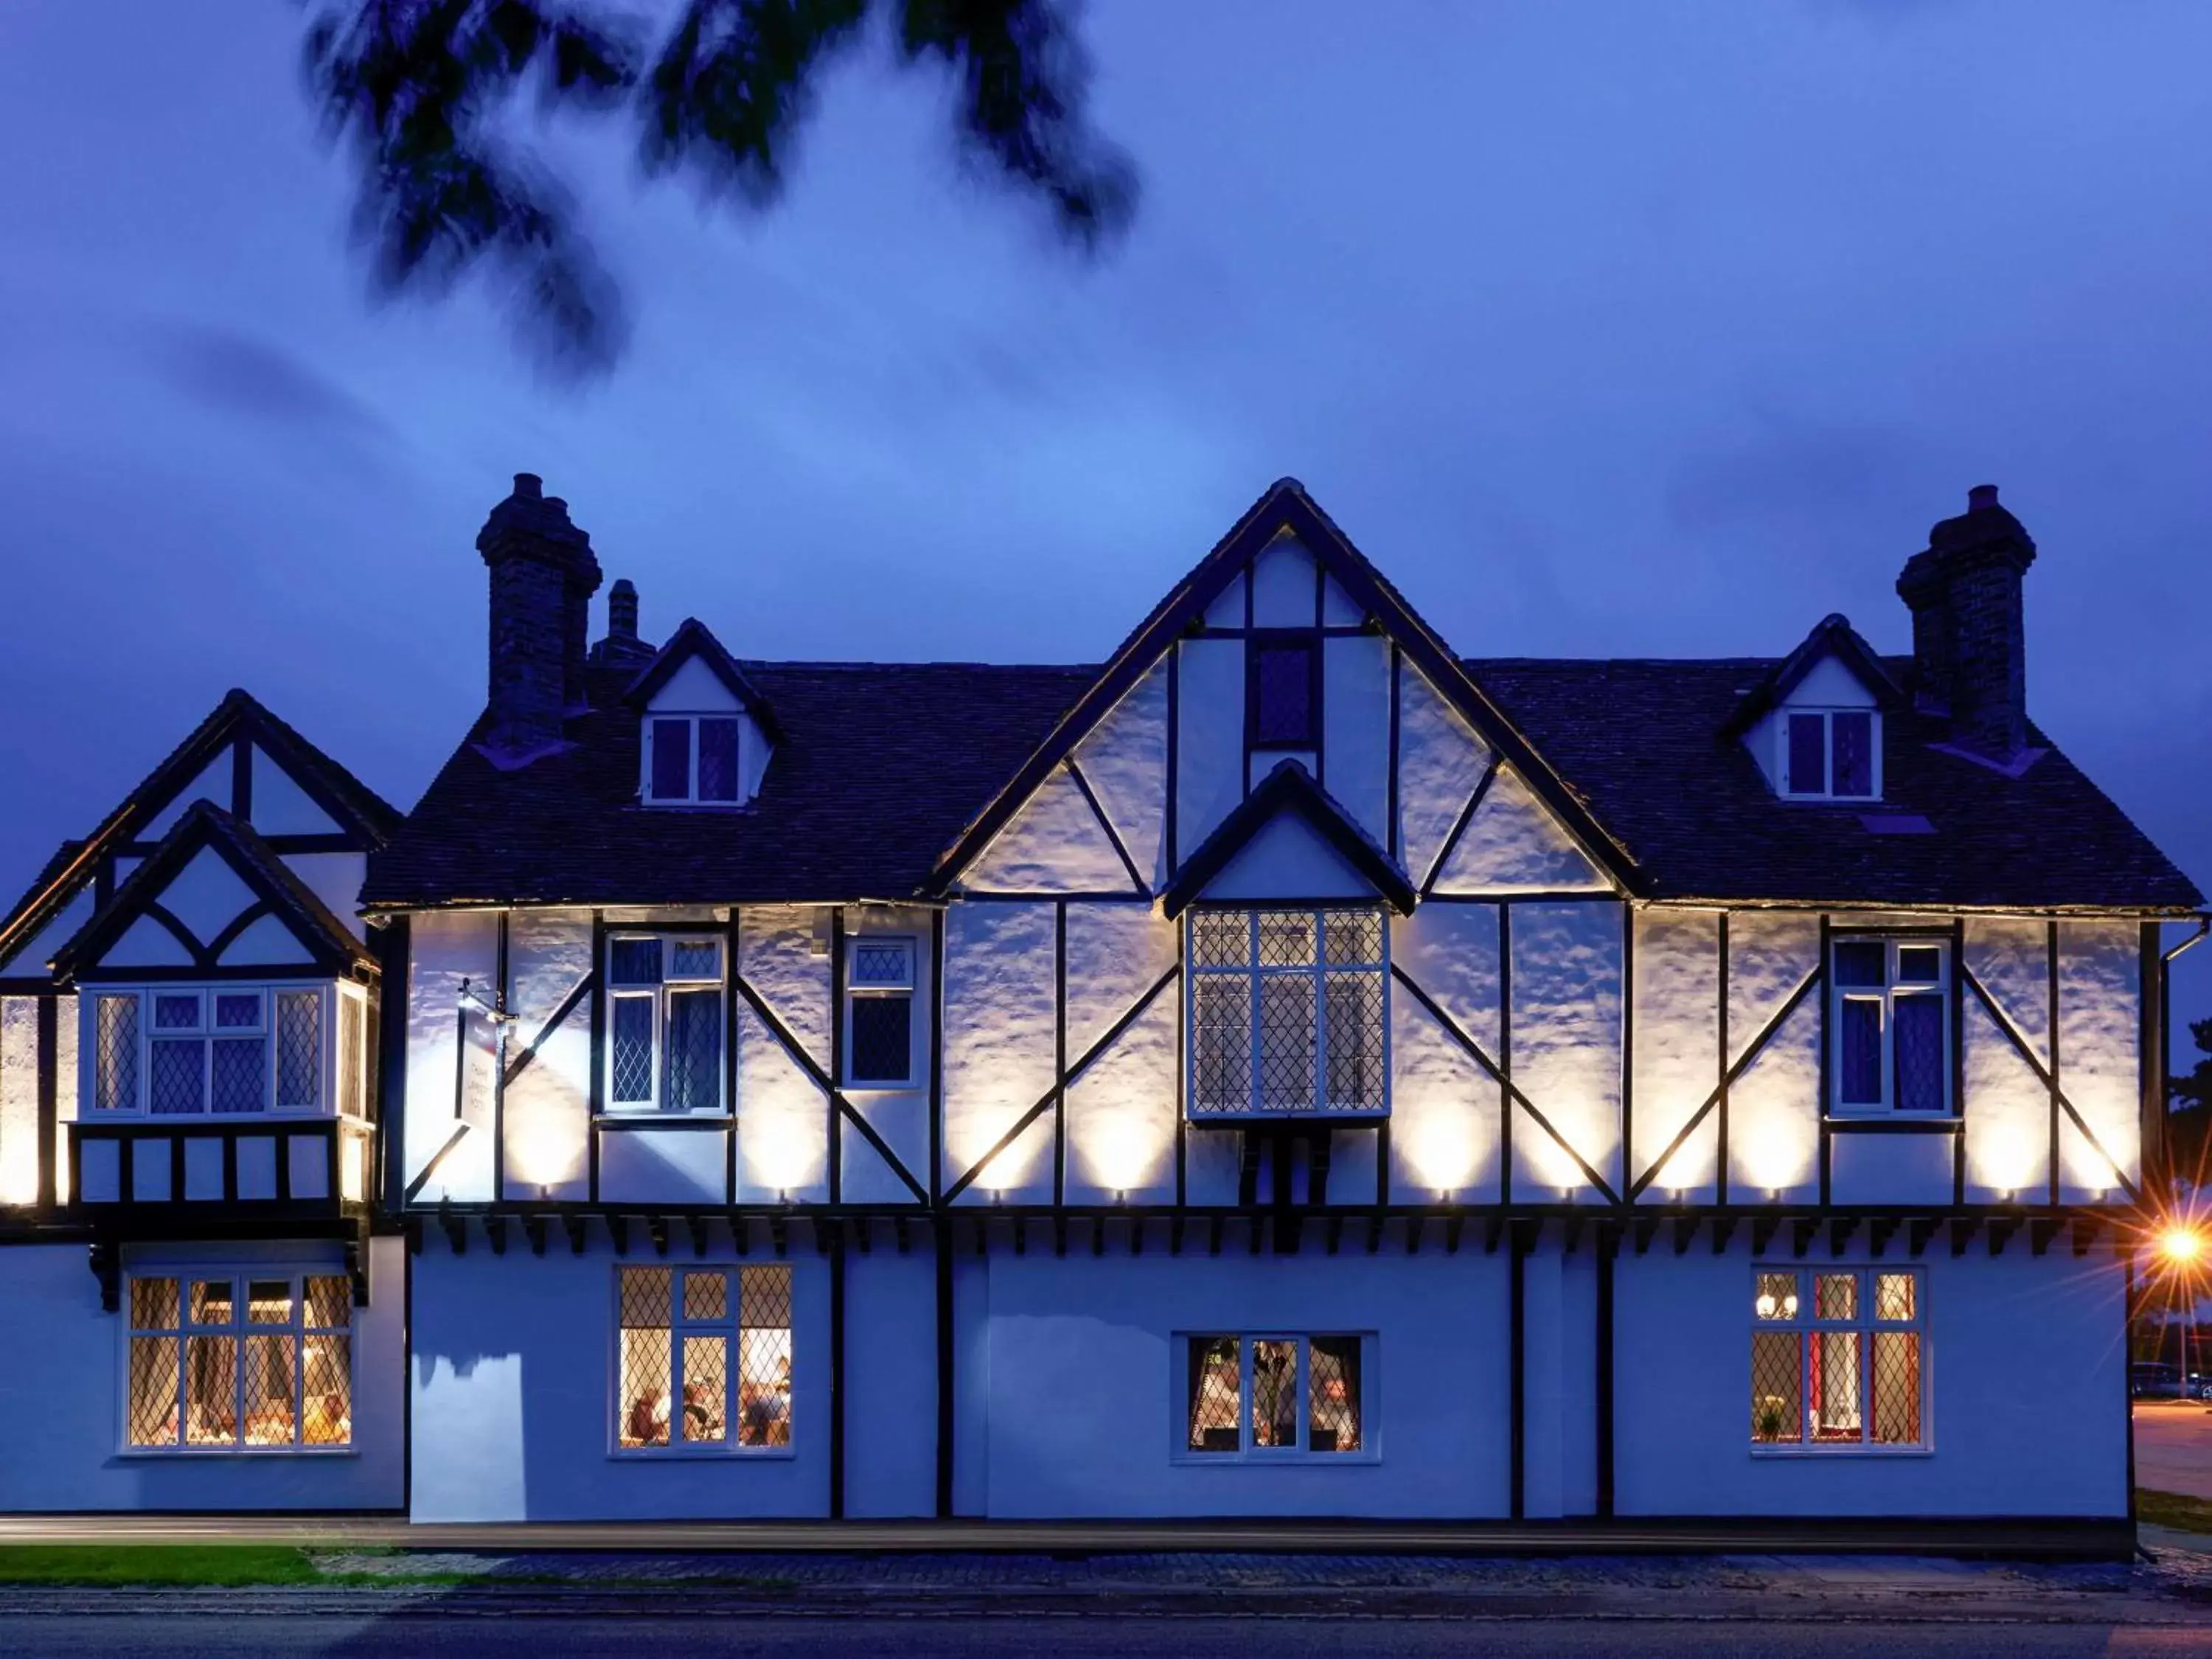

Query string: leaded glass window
89 986 336 1117
1829 937 1951 1116
615 1264 793 1453
846 936 916 1088
605 934 726 1113
1186 908 1388 1119
125 1271 352 1451
1251 638 1319 747
1183 1332 1371 1459
1749 1267 1924 1450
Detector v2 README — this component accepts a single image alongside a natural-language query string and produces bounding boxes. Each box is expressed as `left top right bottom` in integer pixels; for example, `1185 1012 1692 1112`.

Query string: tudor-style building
0 473 2198 1542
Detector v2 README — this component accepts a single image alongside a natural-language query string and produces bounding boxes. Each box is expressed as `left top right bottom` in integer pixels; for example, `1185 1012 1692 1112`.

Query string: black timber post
829 910 845 1206
373 921 411 1223
1715 913 1729 1204
2140 923 2164 1200
1596 1229 1615 1519
2048 919 2062 1206
1509 1219 1527 1521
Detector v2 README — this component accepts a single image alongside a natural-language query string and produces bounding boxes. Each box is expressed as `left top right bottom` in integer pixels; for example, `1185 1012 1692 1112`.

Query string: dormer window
645 716 742 806
1784 710 1878 801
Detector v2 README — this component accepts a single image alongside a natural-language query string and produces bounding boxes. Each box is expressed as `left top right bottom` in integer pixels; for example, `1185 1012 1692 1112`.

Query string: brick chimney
1895 484 2037 763
591 577 658 669
476 473 602 761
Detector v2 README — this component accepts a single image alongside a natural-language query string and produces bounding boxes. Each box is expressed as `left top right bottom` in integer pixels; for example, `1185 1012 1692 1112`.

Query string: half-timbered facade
0 473 2198 1541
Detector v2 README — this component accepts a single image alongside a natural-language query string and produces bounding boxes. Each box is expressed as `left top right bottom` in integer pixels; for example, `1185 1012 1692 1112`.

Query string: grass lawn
0 1545 472 1587
2138 1489 2212 1534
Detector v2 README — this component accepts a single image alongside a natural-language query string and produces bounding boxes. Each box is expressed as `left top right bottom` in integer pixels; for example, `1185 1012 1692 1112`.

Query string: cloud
1663 409 1921 535
148 324 392 442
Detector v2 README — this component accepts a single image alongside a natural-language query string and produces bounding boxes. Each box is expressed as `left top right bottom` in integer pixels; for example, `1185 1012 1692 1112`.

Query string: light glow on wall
0 1137 35 1207
749 1113 815 1195
1972 1123 2039 1196
1737 1119 1812 1195
1527 1127 1585 1194
1407 1116 1478 1194
1085 1110 1161 1194
510 1114 580 1190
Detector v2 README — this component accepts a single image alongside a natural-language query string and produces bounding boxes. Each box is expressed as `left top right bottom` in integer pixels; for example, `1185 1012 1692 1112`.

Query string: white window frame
85 983 347 1121
1184 907 1391 1120
843 935 918 1091
1750 1265 1928 1455
119 1267 355 1455
604 933 728 1115
1827 935 1952 1118
609 1263 795 1459
1778 707 1882 801
641 713 745 807
1173 1332 1378 1464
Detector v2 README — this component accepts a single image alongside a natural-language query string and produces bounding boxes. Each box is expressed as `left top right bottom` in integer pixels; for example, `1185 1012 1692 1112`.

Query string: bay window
1750 1267 1924 1450
1183 1332 1370 1458
1829 937 1951 1116
614 1265 793 1453
1188 908 1388 1119
88 984 365 1119
606 934 726 1113
125 1271 352 1451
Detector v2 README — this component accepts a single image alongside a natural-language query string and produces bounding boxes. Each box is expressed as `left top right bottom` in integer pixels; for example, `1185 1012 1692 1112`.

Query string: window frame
1778 707 1882 802
118 1267 355 1456
1826 934 1953 1119
86 983 352 1122
608 1263 795 1460
1173 1331 1378 1464
641 713 747 807
1184 906 1391 1121
1246 630 1324 751
843 934 919 1091
602 932 729 1116
1749 1266 1928 1455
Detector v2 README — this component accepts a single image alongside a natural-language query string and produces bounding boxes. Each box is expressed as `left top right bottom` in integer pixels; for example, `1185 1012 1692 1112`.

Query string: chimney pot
513 472 542 500
609 578 639 641
1968 483 1999 512
476 474 600 759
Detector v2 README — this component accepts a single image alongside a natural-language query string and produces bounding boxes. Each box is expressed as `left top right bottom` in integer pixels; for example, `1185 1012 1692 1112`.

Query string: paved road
2142 1402 2212 1501
1 1618 2208 1659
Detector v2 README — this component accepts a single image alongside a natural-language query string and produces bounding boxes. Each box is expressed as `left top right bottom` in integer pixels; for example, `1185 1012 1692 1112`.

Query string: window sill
1823 1115 1961 1133
844 1080 919 1094
609 1447 797 1463
1172 1452 1381 1468
114 1447 360 1461
1749 1444 1931 1459
594 1113 732 1131
80 1112 347 1124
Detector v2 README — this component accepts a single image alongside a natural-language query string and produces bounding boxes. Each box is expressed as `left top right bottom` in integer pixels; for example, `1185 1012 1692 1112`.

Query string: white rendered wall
1614 1245 2127 1518
1431 768 1608 895
1632 910 1721 1200
844 1242 939 1517
1175 640 1243 853
408 1235 832 1521
0 887 91 979
1322 635 1391 848
964 768 1135 895
839 904 934 1205
0 997 42 1206
1073 664 1167 891
249 749 340 836
403 910 500 1203
1396 666 1487 887
285 854 369 940
1390 905 1501 1201
1061 902 1178 1204
2056 920 2140 1197
977 1249 1512 1519
1510 902 1623 1200
1722 912 1822 1200
498 908 595 1201
942 902 1057 1200
0 1237 403 1512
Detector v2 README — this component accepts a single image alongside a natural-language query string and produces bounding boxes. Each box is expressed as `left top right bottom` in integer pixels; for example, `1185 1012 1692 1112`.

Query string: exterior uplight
2161 1225 2206 1266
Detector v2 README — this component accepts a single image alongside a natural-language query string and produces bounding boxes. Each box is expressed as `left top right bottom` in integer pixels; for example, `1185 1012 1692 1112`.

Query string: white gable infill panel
136 754 234 841
644 654 747 713
1250 532 1316 627
1196 810 1381 905
249 746 342 836
100 914 194 970
1431 765 1610 895
159 846 259 947
962 765 1138 896
1175 639 1244 855
1071 663 1167 892
1323 635 1391 850
1397 664 1488 887
216 912 316 967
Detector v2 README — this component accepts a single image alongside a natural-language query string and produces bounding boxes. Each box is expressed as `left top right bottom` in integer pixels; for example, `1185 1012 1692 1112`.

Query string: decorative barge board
1 473 2199 1537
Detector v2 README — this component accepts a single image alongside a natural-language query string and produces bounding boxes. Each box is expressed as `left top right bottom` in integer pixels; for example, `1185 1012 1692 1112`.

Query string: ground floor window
1751 1267 1924 1449
125 1272 352 1450
616 1265 792 1452
1183 1332 1368 1457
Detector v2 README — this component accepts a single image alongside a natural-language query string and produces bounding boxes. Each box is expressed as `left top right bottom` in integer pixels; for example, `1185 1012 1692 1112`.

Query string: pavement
3 1617 2211 1659
2140 1401 2212 1501
4 1546 2212 1629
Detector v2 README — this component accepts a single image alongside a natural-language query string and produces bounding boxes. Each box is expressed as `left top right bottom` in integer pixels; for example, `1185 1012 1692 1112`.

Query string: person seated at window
740 1360 792 1448
681 1381 721 1441
625 1386 669 1448
1311 1351 1360 1453
304 1391 349 1447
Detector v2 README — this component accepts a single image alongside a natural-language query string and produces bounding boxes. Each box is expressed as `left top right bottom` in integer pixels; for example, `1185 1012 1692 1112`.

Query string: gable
0 689 396 988
1161 760 1415 919
930 479 1636 901
1195 809 1380 905
644 653 747 714
52 805 370 984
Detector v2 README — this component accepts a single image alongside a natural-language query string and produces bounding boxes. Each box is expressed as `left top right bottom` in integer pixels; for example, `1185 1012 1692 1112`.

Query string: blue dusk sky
2 4 2210 1026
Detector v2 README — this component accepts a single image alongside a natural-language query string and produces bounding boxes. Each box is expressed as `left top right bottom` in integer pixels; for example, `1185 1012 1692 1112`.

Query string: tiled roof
364 648 2200 916
362 661 1096 908
1468 655 2202 912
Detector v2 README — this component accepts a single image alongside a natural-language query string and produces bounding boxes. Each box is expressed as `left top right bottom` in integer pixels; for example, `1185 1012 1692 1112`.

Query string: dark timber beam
1791 1218 1818 1259
1868 1217 1899 1259
1950 1216 1982 1257
647 1217 669 1258
2073 1215 2106 1258
1750 1214 1783 1256
1989 1216 2021 1258
2030 1216 2062 1258
1672 1216 1697 1256
1711 1215 1738 1256
522 1214 548 1256
1908 1217 1941 1258
1829 1217 1858 1258
1632 1214 1660 1256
